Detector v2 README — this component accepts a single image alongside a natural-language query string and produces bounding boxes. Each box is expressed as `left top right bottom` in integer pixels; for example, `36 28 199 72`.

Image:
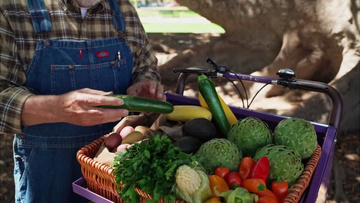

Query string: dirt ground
0 33 359 202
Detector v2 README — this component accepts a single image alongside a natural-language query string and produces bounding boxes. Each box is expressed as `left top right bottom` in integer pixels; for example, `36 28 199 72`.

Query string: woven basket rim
76 134 115 176
283 144 322 202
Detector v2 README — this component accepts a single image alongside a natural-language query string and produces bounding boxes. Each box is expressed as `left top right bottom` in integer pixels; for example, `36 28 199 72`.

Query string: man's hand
21 88 129 127
126 80 165 101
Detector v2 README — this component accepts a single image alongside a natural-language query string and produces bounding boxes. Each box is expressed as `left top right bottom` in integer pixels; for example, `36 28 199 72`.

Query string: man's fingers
77 88 113 95
79 94 124 107
126 86 138 96
147 81 157 95
84 108 129 125
156 85 165 100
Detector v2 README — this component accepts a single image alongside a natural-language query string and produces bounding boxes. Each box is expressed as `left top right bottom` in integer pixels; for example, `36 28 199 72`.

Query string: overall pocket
13 137 35 201
50 60 130 95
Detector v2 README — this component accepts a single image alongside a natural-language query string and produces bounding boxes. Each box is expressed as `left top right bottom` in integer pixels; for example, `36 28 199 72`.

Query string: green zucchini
101 94 174 114
198 74 230 137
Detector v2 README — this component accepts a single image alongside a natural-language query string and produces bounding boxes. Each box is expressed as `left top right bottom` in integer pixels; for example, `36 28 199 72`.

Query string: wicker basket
76 135 123 203
283 145 322 202
77 135 321 203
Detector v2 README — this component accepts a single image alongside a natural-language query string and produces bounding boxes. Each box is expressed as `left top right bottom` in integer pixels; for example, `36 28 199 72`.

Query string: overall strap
107 0 126 32
27 0 52 33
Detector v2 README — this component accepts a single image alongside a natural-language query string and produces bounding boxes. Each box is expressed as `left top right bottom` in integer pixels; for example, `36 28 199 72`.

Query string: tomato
215 167 230 180
271 179 288 203
227 172 242 189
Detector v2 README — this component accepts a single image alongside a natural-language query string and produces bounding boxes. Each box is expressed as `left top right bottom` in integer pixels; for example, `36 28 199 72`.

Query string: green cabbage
220 187 257 203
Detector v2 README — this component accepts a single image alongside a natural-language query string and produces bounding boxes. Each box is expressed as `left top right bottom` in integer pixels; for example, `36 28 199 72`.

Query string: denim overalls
13 0 133 202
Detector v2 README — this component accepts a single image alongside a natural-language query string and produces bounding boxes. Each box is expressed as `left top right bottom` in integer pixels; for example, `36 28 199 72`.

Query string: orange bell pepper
242 178 266 193
257 189 278 200
257 196 278 203
204 197 222 203
239 157 256 180
208 175 230 197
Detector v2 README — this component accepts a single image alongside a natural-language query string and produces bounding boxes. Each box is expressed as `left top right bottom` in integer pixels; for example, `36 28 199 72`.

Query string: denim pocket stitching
18 146 36 189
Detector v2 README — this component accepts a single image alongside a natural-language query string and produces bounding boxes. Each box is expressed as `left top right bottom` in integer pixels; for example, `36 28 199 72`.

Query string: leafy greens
112 134 196 203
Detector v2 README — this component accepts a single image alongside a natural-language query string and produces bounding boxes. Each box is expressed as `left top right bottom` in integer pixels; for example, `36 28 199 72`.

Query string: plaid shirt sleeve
0 9 33 134
126 5 160 84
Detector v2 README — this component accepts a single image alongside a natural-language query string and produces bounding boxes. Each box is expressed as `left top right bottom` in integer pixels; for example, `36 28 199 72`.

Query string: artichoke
227 117 273 157
196 138 242 173
253 144 304 185
274 117 317 159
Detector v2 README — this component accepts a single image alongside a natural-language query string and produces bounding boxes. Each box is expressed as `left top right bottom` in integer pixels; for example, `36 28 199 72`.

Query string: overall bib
13 0 133 202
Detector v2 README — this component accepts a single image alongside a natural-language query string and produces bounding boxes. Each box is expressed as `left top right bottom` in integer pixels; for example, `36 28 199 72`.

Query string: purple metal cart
73 65 342 202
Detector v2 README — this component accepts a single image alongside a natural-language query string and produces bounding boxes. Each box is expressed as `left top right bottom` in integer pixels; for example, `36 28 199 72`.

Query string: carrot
242 179 266 193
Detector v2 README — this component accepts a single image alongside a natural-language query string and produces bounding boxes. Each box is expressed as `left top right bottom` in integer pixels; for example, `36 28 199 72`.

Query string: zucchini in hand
101 94 174 114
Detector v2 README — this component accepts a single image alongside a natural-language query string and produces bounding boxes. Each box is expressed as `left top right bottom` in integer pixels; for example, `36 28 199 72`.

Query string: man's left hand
126 80 165 101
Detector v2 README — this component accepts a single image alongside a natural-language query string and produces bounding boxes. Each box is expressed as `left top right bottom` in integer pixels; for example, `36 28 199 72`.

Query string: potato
112 144 131 153
120 126 135 139
122 131 144 144
104 132 122 151
134 125 151 137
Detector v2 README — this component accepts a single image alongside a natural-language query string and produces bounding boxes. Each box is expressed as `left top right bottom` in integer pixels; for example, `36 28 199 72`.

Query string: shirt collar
59 0 105 13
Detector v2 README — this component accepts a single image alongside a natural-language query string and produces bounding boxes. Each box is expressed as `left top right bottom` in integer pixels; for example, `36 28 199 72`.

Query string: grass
136 6 225 33
142 23 225 33
137 6 201 17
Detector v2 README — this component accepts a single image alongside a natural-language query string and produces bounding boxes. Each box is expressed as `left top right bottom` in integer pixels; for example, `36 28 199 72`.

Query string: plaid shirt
0 0 159 134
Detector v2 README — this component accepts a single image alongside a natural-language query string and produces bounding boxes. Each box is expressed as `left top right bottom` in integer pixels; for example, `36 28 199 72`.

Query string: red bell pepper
271 179 288 203
227 172 242 189
251 156 270 181
239 157 256 180
215 167 230 180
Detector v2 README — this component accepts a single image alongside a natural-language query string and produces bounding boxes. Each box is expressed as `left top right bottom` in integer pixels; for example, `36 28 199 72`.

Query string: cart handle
174 69 343 130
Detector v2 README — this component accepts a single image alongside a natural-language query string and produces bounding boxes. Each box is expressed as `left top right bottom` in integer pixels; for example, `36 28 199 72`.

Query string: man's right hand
21 88 129 127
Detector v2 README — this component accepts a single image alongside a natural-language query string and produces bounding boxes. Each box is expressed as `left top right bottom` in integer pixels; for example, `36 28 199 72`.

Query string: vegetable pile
109 74 319 203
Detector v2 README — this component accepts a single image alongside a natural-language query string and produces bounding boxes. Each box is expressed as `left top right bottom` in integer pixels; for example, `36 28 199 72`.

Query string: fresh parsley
113 135 196 203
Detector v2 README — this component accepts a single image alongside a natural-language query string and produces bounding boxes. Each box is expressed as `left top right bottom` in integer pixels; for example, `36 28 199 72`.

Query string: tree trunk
158 0 360 133
172 0 358 87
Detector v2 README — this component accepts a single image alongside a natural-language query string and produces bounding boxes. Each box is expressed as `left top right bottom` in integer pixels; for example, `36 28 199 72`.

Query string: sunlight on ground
317 183 328 202
345 154 360 161
136 7 225 33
